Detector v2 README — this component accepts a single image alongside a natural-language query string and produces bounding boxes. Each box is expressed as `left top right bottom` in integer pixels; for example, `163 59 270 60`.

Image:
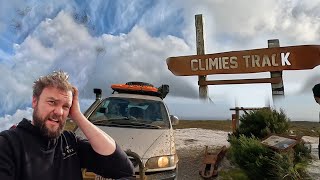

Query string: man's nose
54 106 64 116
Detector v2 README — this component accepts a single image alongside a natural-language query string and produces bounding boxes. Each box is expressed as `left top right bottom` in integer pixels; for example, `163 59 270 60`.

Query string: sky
1 0 320 130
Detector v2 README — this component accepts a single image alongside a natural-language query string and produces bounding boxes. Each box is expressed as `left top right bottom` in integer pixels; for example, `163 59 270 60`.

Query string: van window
89 97 170 129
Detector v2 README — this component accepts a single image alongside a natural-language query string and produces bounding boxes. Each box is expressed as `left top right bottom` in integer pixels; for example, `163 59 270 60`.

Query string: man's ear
32 96 38 108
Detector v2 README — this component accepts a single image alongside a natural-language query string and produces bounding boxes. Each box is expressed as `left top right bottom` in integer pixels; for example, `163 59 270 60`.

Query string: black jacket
0 118 134 180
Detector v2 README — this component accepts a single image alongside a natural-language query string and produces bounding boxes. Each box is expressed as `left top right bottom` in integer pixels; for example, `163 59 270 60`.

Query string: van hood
75 126 173 159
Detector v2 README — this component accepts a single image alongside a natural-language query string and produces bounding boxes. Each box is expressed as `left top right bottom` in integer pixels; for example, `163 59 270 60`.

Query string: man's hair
312 83 320 98
33 70 73 99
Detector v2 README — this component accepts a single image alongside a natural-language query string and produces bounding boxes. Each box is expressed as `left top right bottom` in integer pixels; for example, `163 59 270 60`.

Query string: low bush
293 142 312 163
227 108 313 179
228 135 274 179
269 151 302 180
219 168 249 180
228 135 311 180
237 108 290 139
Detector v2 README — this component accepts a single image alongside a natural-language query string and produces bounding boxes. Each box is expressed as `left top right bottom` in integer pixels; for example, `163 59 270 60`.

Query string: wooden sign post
268 39 285 98
195 14 208 100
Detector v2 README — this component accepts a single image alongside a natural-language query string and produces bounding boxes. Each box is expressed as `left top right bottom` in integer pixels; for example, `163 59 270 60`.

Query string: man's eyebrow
46 97 59 101
47 97 71 107
47 97 66 104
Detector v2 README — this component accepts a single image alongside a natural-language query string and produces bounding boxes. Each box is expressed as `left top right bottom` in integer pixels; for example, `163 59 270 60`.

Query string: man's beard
33 105 65 139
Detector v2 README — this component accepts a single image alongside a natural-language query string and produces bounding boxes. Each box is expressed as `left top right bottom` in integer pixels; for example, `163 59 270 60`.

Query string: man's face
32 87 73 138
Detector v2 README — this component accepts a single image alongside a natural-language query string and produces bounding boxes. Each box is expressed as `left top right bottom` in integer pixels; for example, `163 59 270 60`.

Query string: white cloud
0 49 10 61
1 0 320 126
83 25 198 98
0 0 75 38
0 11 97 116
0 65 32 115
175 0 320 52
0 10 198 117
0 107 33 131
273 94 319 122
165 96 231 120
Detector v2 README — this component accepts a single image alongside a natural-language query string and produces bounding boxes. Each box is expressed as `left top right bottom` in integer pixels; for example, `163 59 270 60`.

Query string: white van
75 82 179 179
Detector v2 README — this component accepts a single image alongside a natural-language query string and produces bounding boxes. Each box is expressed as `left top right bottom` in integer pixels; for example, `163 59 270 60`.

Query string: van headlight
145 154 178 169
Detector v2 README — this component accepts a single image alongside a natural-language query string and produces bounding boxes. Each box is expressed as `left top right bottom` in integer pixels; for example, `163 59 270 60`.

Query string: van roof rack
111 82 169 99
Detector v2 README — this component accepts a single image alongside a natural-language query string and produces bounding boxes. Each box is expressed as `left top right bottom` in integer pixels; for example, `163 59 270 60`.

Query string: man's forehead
41 87 72 99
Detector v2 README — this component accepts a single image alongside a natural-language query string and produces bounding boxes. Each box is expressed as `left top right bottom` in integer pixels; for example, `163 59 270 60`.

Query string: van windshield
89 97 170 129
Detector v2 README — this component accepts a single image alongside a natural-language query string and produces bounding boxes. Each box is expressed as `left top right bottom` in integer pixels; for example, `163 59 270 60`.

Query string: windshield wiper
121 121 161 129
91 117 129 124
92 119 161 129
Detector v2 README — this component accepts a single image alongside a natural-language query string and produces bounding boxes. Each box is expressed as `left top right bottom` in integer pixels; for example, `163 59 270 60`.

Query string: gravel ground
302 136 320 179
175 129 230 180
175 129 320 180
176 147 234 180
176 147 204 180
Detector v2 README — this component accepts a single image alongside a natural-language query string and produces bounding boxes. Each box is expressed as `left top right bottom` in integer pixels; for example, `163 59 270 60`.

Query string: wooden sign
167 45 320 76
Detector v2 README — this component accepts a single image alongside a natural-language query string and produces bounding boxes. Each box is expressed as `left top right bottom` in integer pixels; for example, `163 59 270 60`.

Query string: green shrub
219 169 249 180
237 108 290 139
228 135 274 179
228 108 312 179
269 151 302 180
228 135 311 180
293 141 312 163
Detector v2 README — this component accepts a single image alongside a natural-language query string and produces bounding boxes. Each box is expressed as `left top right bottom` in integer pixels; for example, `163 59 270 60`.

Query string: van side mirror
170 115 179 125
93 88 102 100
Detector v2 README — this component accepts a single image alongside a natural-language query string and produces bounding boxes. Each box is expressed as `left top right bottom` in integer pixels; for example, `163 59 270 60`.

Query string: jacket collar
17 118 58 150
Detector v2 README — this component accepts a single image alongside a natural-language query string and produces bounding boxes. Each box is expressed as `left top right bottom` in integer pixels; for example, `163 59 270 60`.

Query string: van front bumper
135 168 177 180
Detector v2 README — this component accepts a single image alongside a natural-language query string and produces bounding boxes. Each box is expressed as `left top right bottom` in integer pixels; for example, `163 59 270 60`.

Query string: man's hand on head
68 86 82 121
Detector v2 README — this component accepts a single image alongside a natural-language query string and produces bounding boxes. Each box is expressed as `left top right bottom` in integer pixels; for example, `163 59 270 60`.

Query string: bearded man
0 71 134 180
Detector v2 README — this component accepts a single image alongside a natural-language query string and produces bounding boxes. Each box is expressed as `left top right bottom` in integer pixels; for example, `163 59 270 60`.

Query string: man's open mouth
48 118 59 124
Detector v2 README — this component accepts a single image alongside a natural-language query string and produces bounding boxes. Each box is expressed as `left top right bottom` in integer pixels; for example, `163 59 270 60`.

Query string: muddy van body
74 83 179 179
